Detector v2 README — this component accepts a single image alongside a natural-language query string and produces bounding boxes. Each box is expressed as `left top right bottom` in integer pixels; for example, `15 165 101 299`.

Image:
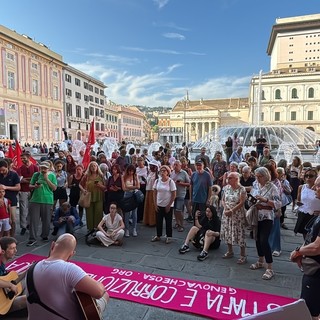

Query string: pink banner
8 254 296 319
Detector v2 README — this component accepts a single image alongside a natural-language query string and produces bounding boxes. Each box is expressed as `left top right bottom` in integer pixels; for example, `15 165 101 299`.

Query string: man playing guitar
26 233 109 319
0 236 27 314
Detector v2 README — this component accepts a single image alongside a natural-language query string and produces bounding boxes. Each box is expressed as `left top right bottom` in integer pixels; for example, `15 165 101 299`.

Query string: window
33 107 39 113
291 88 298 99
6 52 15 61
89 107 94 116
275 112 280 121
275 89 281 99
261 90 265 100
65 74 71 82
95 87 99 94
84 108 89 119
100 89 104 96
95 108 100 116
291 111 297 121
8 103 16 110
84 82 88 89
261 112 264 122
95 97 99 104
31 62 38 70
75 92 81 99
34 126 40 140
84 95 89 102
75 78 81 86
53 86 58 100
100 99 104 105
89 95 93 102
66 103 72 117
52 71 58 78
32 79 39 95
89 85 93 92
66 89 72 97
308 87 314 98
308 111 314 120
8 71 15 90
76 105 81 118
95 122 100 131
101 123 105 131
100 110 104 118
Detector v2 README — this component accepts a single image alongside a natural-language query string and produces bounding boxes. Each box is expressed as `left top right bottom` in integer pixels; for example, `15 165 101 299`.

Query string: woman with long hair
68 164 84 226
288 156 302 210
66 154 77 177
105 164 123 211
121 164 140 237
79 161 105 231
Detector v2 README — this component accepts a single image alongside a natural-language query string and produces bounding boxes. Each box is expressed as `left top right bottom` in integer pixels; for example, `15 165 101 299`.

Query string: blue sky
1 0 318 108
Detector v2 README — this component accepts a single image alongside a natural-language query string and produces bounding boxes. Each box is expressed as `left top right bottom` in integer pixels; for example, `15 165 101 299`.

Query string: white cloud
163 32 186 40
70 61 250 108
153 0 169 9
122 46 205 56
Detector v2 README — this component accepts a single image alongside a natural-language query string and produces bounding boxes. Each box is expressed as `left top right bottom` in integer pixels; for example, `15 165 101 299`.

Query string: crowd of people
1 138 320 318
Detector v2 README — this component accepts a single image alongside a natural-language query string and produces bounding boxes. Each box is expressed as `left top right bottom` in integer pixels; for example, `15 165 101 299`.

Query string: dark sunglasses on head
305 174 316 178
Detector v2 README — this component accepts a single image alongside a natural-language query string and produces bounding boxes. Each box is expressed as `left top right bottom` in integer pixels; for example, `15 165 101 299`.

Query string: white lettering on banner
180 289 197 307
6 261 31 273
111 269 133 277
187 281 237 294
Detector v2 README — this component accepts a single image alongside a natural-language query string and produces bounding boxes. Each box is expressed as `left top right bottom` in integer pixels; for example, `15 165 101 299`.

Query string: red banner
82 119 95 169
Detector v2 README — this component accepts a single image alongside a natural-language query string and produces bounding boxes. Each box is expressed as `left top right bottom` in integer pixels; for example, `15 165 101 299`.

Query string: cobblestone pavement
6 208 304 320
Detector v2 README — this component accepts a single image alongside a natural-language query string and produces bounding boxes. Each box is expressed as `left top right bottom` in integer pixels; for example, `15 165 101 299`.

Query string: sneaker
125 230 130 237
272 250 281 257
26 240 37 247
151 236 160 242
133 229 137 237
165 237 171 244
179 244 190 254
197 250 208 261
42 237 49 242
20 228 26 236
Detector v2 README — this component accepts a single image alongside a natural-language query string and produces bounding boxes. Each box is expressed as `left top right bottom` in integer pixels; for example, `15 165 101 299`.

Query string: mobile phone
247 194 257 204
94 180 99 184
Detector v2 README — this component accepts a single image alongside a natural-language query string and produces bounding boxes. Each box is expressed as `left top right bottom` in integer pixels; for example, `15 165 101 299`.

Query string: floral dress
221 185 246 247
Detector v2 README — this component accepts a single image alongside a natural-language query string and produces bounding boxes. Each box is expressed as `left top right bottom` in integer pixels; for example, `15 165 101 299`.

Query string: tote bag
78 191 91 208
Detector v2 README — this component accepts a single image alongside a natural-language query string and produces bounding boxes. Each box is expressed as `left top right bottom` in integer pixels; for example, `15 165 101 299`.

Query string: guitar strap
26 262 69 320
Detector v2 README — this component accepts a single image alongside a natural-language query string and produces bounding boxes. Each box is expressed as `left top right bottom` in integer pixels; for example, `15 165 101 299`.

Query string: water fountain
192 125 320 164
102 137 118 159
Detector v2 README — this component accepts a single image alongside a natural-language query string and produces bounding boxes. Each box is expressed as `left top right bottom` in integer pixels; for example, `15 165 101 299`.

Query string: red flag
12 140 23 169
82 120 95 169
6 144 15 159
29 155 38 165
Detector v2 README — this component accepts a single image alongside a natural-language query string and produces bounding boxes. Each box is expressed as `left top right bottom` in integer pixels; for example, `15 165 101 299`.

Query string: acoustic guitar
0 271 24 315
75 291 102 320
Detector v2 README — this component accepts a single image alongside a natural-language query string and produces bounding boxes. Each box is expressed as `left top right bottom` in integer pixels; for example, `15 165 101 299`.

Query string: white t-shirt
27 259 87 320
153 178 176 207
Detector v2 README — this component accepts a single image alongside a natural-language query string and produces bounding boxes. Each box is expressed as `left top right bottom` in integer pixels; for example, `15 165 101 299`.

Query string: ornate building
249 14 320 134
159 97 249 144
64 65 107 142
0 25 65 145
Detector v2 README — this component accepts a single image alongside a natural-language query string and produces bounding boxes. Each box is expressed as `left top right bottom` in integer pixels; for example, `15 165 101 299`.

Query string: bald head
50 234 77 260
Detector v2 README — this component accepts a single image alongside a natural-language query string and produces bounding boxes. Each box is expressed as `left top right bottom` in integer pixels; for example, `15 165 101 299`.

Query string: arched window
291 88 298 99
275 89 281 99
308 87 314 98
261 90 265 100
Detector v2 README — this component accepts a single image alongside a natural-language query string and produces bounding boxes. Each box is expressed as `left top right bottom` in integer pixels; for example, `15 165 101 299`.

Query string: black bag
119 193 138 212
85 229 101 246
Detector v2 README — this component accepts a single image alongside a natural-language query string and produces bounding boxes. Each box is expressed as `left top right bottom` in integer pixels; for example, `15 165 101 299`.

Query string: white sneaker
272 250 281 257
133 228 137 237
125 229 130 237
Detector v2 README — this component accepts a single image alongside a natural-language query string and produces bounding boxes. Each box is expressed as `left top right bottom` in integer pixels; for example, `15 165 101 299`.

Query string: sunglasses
305 174 316 178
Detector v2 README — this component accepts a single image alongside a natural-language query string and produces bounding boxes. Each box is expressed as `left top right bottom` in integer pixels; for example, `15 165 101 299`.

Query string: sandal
262 269 274 280
250 261 264 270
237 256 247 265
222 251 234 259
177 226 184 232
173 223 179 229
151 236 161 242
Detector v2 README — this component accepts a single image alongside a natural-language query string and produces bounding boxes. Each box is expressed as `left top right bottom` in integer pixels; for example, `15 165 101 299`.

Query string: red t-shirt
0 198 11 219
17 164 39 192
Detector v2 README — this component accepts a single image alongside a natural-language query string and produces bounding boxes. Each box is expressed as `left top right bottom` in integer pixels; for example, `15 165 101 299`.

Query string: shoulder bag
78 191 91 208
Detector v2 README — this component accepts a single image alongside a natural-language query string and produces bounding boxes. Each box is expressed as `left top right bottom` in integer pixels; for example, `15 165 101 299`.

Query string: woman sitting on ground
96 203 125 247
179 205 221 261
